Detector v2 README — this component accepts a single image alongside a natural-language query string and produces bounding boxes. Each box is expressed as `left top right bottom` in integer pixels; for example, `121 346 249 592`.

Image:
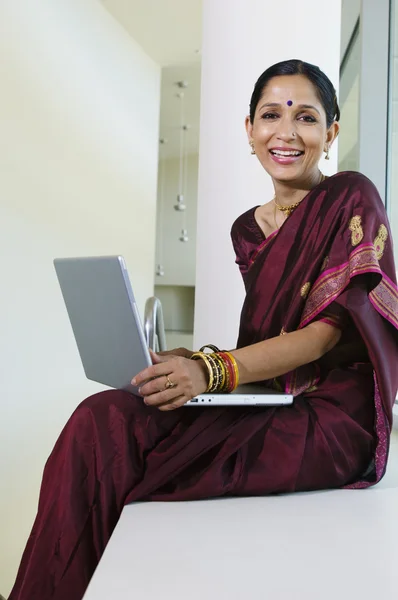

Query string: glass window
388 0 398 262
339 19 360 172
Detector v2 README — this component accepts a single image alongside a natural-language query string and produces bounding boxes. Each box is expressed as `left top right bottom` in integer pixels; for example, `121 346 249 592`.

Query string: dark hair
249 59 340 128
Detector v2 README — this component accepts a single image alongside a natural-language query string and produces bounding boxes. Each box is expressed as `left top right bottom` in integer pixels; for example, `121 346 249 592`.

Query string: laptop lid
54 256 151 394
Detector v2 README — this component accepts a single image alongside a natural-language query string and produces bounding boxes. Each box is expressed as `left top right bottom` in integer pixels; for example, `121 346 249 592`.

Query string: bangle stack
191 345 240 393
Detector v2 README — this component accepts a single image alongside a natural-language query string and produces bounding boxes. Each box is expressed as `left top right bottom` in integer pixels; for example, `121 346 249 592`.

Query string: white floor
83 430 398 600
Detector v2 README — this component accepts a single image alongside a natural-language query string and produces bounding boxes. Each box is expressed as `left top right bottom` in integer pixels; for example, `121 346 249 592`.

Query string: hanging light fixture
177 124 189 241
181 124 190 242
155 138 167 276
179 228 189 242
173 84 190 242
178 123 190 242
174 91 187 212
174 194 186 211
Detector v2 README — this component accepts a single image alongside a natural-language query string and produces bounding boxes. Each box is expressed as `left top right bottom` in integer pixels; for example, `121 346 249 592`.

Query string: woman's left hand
131 351 208 411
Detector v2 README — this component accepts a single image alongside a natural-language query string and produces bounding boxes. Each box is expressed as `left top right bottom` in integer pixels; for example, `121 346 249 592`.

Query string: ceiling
101 0 202 67
101 0 376 161
101 0 202 158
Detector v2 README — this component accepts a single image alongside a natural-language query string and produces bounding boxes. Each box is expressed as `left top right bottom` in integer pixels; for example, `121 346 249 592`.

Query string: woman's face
246 74 339 184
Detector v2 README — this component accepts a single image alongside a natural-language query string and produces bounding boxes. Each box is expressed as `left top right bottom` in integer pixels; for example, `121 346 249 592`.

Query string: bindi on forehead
287 100 293 106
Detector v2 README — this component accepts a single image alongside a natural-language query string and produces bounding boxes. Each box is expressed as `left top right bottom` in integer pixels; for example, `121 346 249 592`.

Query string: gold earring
325 146 330 160
250 140 256 155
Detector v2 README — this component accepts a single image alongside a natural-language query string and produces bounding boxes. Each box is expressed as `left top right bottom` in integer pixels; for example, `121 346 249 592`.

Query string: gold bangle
199 344 221 354
191 352 214 392
206 353 223 392
204 355 216 393
220 355 230 391
216 352 234 392
222 351 240 390
195 347 226 392
211 352 228 392
209 353 224 392
192 350 236 394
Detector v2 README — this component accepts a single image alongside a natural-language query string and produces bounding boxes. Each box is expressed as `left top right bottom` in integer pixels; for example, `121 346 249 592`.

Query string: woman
9 59 398 600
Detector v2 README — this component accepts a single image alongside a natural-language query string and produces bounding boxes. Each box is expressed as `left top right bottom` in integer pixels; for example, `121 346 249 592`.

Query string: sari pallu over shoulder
234 171 398 465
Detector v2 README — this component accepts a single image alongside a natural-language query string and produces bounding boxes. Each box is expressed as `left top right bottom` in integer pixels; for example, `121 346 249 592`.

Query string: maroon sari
9 171 398 600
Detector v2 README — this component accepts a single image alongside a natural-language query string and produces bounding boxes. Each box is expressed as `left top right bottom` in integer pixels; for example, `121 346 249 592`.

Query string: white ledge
83 486 398 600
393 402 398 430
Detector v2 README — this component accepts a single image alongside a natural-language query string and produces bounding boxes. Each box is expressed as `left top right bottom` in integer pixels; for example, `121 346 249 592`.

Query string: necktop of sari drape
230 170 398 424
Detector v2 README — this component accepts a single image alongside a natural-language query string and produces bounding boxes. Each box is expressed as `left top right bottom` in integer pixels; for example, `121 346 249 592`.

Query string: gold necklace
273 197 302 218
274 173 326 219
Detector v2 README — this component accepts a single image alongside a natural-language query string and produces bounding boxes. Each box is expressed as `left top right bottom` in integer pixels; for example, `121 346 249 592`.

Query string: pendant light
174 85 190 242
174 90 187 213
155 138 167 276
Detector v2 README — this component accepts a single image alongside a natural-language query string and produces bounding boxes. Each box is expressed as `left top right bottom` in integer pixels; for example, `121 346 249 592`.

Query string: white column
194 0 341 350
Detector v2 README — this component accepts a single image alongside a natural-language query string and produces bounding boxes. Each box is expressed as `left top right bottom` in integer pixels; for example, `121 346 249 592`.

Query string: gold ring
164 375 177 390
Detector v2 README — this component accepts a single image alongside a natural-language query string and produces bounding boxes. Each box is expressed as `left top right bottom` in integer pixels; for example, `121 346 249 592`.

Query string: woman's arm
231 321 341 385
134 322 341 410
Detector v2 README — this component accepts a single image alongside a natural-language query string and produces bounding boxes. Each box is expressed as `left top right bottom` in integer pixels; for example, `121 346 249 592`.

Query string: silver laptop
53 256 293 407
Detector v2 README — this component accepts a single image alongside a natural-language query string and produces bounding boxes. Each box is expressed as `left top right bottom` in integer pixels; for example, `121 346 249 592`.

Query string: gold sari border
344 373 389 488
369 278 398 329
284 363 320 397
299 243 398 330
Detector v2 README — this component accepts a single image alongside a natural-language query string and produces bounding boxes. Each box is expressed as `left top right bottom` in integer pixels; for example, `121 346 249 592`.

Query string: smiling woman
246 61 340 234
8 59 398 600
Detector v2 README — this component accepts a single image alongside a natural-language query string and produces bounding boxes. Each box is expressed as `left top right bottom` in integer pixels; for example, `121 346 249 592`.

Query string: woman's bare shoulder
254 201 281 239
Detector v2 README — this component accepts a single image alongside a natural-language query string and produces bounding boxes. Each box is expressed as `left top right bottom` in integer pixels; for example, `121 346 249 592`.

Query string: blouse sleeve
230 220 250 277
314 301 348 330
230 207 265 278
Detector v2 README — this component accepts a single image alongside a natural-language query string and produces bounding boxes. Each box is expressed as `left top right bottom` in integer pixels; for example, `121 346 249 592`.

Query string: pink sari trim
344 372 389 488
299 243 398 329
369 277 398 329
317 316 343 329
248 229 279 269
284 363 320 396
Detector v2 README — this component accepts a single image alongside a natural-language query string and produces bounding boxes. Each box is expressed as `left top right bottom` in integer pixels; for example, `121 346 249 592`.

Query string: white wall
155 153 199 287
0 0 160 593
194 0 341 350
